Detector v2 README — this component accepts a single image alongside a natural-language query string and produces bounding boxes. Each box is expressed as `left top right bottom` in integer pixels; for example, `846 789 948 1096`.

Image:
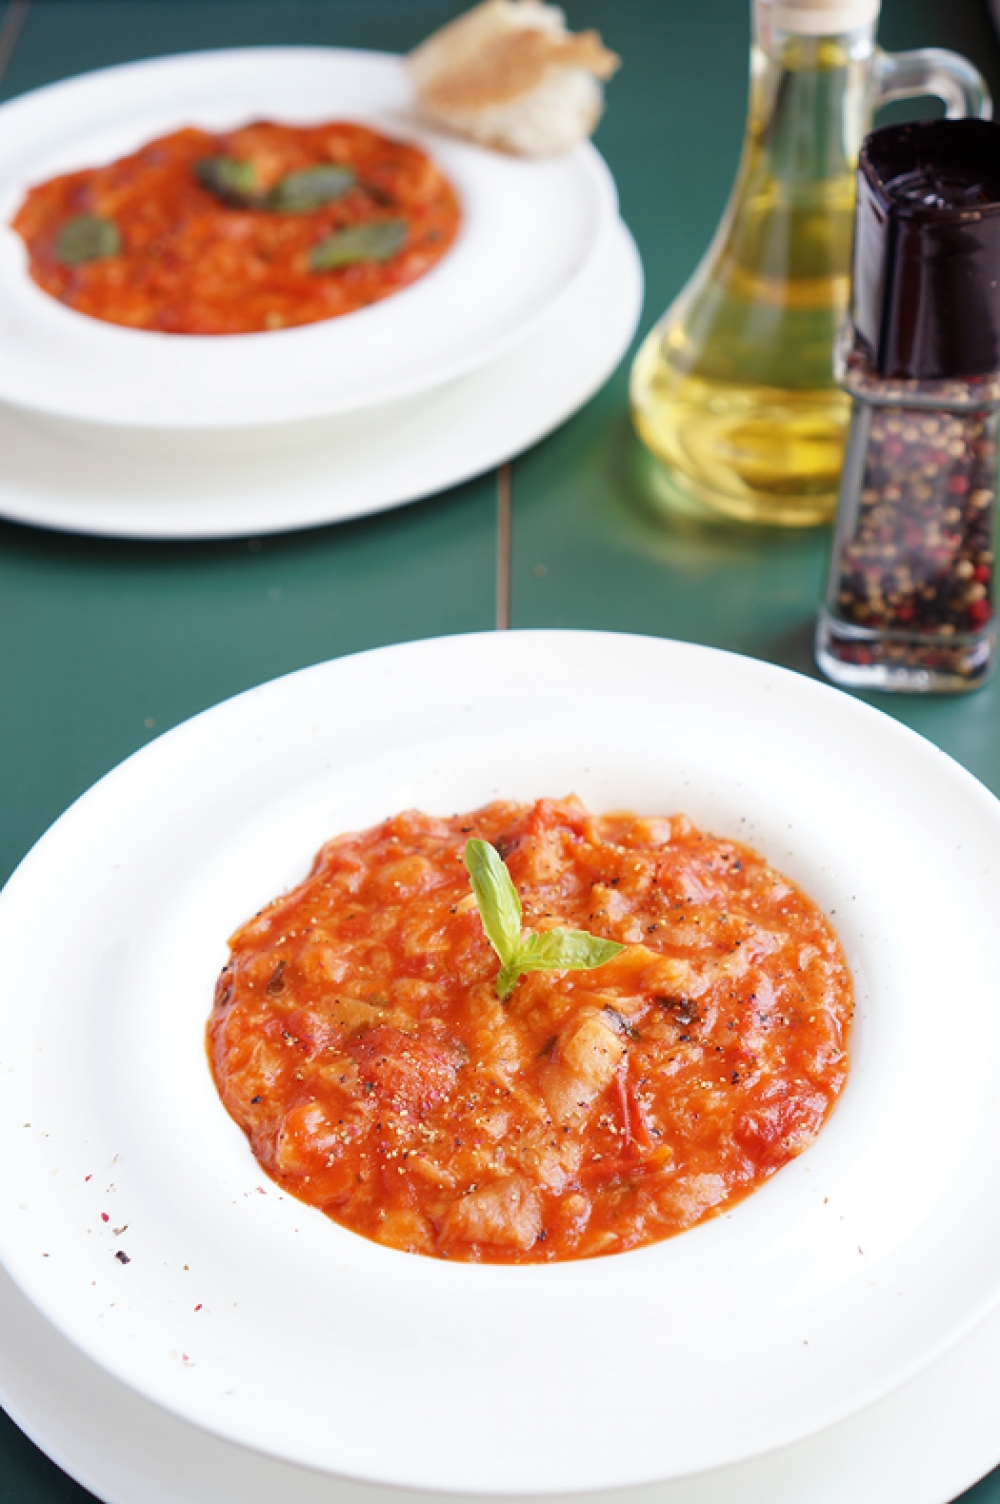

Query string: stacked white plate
1 630 1000 1504
0 48 643 539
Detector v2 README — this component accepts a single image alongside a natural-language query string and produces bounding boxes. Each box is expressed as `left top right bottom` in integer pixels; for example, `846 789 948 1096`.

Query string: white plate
2 1257 999 1504
2 631 1000 1494
0 217 641 540
0 48 616 428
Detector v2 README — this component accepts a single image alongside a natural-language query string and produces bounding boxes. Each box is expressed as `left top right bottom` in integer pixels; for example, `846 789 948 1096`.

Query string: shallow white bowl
0 218 642 538
1 631 999 1494
0 48 615 428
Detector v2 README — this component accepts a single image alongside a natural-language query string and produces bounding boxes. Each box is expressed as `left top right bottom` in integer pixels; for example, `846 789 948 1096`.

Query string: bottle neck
749 6 877 186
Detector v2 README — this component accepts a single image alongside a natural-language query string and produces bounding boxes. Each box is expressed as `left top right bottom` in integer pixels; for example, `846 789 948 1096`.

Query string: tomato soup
12 121 460 334
209 798 853 1262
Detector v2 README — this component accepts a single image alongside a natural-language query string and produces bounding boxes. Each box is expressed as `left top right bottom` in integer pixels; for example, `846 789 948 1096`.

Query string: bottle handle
874 47 992 121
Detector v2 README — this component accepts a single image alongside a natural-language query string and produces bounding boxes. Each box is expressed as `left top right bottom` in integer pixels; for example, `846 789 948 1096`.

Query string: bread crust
408 1 619 156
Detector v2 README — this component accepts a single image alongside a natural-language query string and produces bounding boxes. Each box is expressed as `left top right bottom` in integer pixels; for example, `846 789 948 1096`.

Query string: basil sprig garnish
194 157 356 212
464 839 625 1001
56 214 121 266
308 219 407 272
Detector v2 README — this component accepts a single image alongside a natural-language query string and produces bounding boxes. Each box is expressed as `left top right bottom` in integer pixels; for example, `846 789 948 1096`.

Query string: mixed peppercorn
833 402 995 647
820 347 1000 687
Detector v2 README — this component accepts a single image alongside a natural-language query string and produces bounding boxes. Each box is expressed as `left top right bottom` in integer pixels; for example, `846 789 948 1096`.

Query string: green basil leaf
194 155 258 207
55 214 121 266
464 838 628 1000
264 165 355 213
464 839 522 965
308 218 407 272
514 929 626 975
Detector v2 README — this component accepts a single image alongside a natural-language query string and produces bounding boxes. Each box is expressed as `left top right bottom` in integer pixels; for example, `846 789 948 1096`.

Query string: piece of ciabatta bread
407 0 619 157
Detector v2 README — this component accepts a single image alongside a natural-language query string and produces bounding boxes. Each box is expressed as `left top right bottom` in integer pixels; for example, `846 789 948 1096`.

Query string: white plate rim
2 1256 999 1504
0 47 618 428
1 630 1000 1494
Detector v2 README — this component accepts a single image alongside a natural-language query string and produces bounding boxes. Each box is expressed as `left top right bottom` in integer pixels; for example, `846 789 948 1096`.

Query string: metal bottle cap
851 118 1000 380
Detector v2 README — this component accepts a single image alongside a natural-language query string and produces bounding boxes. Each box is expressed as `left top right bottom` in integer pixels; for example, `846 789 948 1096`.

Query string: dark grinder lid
851 118 1000 380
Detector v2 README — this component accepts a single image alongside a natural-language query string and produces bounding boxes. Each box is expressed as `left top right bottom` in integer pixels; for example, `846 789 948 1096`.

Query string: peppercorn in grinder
816 118 1000 692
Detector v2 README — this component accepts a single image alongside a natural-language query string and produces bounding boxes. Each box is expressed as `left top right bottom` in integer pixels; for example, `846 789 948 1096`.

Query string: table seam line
496 462 511 631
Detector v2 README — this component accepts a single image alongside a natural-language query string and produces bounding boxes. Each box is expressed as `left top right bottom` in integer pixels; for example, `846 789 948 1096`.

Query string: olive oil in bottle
630 0 990 527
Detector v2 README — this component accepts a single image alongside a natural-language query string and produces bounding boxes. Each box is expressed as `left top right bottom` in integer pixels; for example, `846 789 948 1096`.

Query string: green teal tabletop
2 1 1000 1501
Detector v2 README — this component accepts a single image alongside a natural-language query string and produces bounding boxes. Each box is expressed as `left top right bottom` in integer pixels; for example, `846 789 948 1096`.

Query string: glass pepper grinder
630 0 990 528
816 118 1000 692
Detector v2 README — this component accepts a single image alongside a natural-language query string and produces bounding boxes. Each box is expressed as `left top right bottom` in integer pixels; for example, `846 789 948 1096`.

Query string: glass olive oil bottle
630 0 989 527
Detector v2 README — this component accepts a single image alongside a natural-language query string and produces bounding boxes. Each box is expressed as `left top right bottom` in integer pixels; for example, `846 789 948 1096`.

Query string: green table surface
2 1 1000 1500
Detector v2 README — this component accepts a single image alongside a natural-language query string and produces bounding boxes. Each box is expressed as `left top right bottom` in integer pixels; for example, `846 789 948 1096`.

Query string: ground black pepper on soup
209 797 853 1263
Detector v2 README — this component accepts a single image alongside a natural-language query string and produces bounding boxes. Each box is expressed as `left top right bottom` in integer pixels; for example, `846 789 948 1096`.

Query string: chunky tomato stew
209 799 853 1262
13 121 460 334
